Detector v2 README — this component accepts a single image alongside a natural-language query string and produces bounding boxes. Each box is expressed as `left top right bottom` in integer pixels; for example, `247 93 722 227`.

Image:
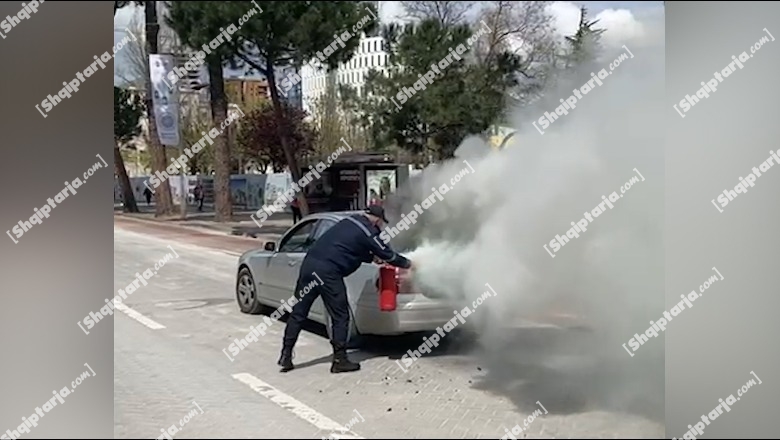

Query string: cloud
595 8 646 46
548 1 584 37
547 1 662 48
379 1 410 25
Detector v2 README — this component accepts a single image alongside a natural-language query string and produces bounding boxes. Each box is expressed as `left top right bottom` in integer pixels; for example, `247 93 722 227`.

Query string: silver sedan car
235 211 462 344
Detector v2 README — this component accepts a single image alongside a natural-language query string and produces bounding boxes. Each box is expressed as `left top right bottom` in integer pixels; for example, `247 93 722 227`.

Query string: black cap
365 205 389 223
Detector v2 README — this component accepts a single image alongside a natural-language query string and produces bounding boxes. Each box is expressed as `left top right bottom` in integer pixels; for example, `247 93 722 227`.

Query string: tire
236 267 271 315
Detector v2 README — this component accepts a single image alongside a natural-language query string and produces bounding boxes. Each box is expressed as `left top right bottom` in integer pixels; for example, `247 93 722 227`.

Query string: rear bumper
355 294 464 335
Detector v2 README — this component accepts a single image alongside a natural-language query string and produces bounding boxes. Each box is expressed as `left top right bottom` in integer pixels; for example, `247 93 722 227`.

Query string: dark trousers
291 207 302 223
197 197 204 211
283 260 350 349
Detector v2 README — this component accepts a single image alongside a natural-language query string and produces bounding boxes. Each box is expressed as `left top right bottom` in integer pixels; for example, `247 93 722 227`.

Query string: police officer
279 205 414 373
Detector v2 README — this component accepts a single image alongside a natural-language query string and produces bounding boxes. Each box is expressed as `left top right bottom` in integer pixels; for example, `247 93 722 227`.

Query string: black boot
278 345 295 373
330 342 360 374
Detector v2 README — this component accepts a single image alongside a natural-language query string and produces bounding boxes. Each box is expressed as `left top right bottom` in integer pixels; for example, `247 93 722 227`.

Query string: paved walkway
114 203 293 242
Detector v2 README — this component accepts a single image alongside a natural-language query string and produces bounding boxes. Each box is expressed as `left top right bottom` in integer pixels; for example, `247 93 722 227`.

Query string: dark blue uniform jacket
304 214 411 278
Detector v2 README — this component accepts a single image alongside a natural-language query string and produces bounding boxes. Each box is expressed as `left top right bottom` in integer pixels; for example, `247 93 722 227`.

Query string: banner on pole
148 54 180 146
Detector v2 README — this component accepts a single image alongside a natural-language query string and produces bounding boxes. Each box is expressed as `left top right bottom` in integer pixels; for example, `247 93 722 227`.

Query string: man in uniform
279 205 414 373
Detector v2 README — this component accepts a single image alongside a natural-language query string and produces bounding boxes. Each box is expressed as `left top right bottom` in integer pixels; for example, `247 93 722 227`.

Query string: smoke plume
383 41 665 424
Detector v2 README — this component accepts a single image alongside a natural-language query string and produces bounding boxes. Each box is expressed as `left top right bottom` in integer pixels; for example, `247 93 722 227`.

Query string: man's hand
373 256 385 265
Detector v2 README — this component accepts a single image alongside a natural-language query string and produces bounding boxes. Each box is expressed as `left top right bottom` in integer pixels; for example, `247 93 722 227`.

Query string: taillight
396 268 415 294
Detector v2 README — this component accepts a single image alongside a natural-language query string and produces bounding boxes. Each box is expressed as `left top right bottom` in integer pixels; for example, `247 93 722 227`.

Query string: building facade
301 22 389 117
300 35 388 114
224 77 270 107
275 64 303 110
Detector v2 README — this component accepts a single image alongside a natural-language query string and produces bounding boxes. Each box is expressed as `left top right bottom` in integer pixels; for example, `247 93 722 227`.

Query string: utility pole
178 141 188 219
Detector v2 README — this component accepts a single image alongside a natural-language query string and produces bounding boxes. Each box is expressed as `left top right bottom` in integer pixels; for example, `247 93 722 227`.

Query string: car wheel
325 310 364 349
236 267 270 315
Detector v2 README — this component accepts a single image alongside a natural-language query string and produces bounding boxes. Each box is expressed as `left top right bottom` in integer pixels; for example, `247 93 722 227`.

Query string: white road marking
232 373 364 439
115 302 166 330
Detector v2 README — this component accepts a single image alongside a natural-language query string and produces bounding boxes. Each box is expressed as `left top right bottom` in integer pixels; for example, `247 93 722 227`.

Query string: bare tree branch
400 1 474 26
115 12 176 90
474 1 560 105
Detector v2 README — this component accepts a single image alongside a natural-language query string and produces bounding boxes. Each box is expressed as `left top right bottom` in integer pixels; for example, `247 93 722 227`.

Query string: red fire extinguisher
379 264 398 312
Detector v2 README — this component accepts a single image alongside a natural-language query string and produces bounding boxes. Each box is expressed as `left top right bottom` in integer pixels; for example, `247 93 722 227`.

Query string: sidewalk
113 203 293 241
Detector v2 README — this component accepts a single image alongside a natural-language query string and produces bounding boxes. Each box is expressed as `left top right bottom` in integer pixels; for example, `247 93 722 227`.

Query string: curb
114 213 280 244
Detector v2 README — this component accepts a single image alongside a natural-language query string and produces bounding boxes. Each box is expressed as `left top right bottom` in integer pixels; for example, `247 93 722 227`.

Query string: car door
261 219 318 305
306 218 338 319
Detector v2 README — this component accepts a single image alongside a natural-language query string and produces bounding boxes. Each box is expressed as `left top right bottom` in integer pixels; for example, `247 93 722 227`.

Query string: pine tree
564 7 606 72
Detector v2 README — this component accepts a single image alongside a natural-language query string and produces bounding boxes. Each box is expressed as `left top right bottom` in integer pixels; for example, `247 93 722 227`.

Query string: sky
113 1 665 84
377 1 664 47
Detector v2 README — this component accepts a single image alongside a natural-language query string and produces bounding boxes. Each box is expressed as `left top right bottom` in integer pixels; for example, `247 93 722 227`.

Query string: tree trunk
144 0 174 217
266 69 310 216
114 143 139 213
206 56 233 222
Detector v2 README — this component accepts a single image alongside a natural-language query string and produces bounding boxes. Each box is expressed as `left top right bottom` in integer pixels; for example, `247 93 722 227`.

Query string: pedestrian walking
194 182 204 212
143 187 153 205
290 195 302 224
279 205 415 374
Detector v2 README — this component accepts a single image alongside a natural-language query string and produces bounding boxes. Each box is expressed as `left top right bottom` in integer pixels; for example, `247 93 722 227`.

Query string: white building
301 3 389 117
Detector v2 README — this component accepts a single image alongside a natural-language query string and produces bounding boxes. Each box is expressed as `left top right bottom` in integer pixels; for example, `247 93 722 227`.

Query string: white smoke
384 42 665 420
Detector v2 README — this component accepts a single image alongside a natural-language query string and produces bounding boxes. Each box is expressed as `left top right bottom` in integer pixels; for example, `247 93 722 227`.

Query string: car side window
312 219 337 242
278 220 316 253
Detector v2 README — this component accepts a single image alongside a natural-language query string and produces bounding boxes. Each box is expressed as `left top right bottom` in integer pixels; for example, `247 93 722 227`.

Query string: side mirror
264 242 276 252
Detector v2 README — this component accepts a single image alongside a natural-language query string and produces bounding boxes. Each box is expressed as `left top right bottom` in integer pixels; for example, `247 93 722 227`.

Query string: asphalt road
113 221 664 439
